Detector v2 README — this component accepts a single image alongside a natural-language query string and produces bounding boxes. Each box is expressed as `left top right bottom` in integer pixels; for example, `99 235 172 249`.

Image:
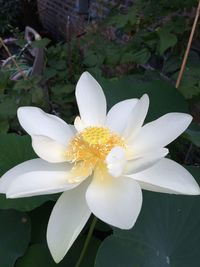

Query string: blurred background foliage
0 0 200 266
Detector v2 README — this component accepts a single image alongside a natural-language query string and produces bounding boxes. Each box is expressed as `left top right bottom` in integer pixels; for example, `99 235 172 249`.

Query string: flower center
65 126 125 183
81 127 110 145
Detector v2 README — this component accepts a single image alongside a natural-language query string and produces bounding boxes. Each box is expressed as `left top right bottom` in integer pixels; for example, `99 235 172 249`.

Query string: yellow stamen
65 126 125 183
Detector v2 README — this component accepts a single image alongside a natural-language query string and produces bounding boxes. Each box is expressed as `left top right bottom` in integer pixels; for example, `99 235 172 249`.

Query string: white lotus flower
0 72 199 263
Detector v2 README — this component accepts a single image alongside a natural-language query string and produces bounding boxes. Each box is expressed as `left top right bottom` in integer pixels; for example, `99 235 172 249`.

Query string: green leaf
0 134 36 175
54 60 67 71
16 244 58 267
95 167 200 267
17 236 101 267
163 56 181 75
31 87 44 104
86 67 103 78
83 51 104 67
29 202 54 244
0 209 31 267
0 194 57 212
177 66 200 99
172 17 187 34
107 7 137 28
0 98 18 119
44 68 57 79
121 48 151 64
0 71 11 94
0 134 57 211
179 84 200 99
99 76 188 122
183 123 200 147
31 38 51 48
0 120 9 133
157 29 177 55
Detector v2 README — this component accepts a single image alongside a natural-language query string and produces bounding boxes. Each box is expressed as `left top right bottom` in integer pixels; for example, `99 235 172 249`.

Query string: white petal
128 158 200 195
47 180 91 263
123 94 149 139
75 72 106 126
129 113 192 158
106 146 127 177
74 116 87 132
6 173 76 198
125 148 168 174
105 99 138 134
0 158 54 193
68 124 77 135
18 107 74 145
32 135 67 163
86 169 142 229
1 159 75 198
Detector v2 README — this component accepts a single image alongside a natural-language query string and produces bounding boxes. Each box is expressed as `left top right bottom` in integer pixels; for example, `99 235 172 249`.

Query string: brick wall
37 0 133 40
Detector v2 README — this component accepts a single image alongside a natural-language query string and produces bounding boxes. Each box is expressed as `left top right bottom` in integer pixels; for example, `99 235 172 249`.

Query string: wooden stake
0 37 27 80
175 0 200 88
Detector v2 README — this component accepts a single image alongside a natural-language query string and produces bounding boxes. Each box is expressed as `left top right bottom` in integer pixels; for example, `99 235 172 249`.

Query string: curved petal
74 116 87 132
18 107 74 145
0 159 74 198
6 172 77 198
129 113 192 158
47 180 91 263
68 124 77 135
105 99 138 134
86 168 142 229
123 94 149 139
125 148 168 174
32 135 67 163
106 146 127 177
0 158 60 193
75 72 106 126
128 158 200 195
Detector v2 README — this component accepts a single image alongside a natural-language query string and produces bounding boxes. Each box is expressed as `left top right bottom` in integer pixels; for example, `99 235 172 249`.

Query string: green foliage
157 28 178 55
0 74 49 133
121 48 151 64
107 5 137 28
176 52 200 99
0 209 31 267
31 38 51 49
79 0 200 100
183 123 200 147
0 40 83 132
0 0 21 35
16 237 100 267
43 41 83 123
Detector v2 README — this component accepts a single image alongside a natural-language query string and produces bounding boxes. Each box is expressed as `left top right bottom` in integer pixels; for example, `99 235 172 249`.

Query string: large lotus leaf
100 76 189 122
16 236 101 267
0 133 36 175
0 134 57 211
0 209 31 267
24 203 101 266
95 167 200 267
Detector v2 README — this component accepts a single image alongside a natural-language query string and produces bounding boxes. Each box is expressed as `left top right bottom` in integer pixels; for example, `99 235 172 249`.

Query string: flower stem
74 216 98 267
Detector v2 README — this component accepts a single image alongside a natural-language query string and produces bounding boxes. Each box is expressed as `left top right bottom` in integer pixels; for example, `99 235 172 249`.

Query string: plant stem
175 0 200 88
0 37 27 80
74 216 98 267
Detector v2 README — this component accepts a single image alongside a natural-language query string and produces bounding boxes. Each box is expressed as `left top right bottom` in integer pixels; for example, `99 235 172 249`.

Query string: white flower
0 72 199 263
